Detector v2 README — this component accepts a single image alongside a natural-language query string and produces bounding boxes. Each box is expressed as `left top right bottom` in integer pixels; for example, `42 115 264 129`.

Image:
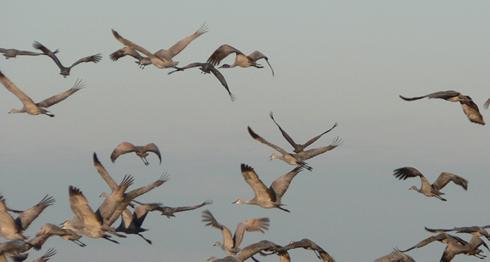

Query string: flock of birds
1 23 489 262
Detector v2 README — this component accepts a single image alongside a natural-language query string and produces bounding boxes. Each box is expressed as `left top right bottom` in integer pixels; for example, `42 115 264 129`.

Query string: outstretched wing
166 23 208 58
240 164 272 202
270 166 304 199
299 137 342 161
207 44 242 66
36 79 84 108
392 167 423 180
0 71 38 109
16 195 55 231
110 142 136 162
248 50 274 76
247 126 289 155
111 29 154 57
143 143 162 164
400 90 461 101
69 53 102 69
201 210 233 248
432 172 468 191
302 123 338 149
269 112 298 150
33 41 65 70
459 97 485 125
234 217 270 248
399 233 446 252
208 63 234 101
68 186 101 227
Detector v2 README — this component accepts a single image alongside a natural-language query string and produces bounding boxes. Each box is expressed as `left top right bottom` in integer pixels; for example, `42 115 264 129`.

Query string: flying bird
400 232 487 261
392 167 468 201
0 71 84 117
61 186 126 244
0 48 52 59
111 23 207 69
207 240 283 262
132 200 212 218
29 223 85 250
0 195 54 240
201 210 270 256
33 41 101 77
247 126 341 171
168 62 235 101
374 249 415 262
233 164 304 212
207 44 274 76
276 238 335 262
110 142 162 166
399 90 485 125
269 112 337 154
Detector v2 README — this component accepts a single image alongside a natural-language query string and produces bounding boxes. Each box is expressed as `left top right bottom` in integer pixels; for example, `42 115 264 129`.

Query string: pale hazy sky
1 1 490 261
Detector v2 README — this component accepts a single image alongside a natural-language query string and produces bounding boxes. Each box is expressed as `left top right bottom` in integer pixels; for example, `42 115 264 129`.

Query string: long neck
9 108 25 114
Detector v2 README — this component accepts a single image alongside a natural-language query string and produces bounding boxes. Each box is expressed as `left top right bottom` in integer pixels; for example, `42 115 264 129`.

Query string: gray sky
1 0 490 261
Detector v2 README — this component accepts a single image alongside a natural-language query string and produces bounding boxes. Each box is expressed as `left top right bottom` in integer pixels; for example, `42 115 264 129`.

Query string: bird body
207 44 274 76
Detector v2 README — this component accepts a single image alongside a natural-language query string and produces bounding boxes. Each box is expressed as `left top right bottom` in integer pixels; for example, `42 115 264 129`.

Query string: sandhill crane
132 200 212 218
115 200 212 244
269 112 337 154
95 175 135 225
0 195 54 240
425 226 490 257
233 164 304 212
399 91 485 125
32 41 101 77
247 126 341 171
110 142 162 166
61 186 125 244
207 240 283 262
0 48 52 59
207 44 274 76
28 223 85 250
93 153 167 228
111 23 207 69
400 232 487 261
168 62 235 101
0 71 84 117
201 210 270 256
392 167 468 201
32 248 56 262
374 249 415 262
276 238 335 262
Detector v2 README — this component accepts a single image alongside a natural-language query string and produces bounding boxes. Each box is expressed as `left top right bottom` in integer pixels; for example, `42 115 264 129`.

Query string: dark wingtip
247 126 259 139
241 163 254 172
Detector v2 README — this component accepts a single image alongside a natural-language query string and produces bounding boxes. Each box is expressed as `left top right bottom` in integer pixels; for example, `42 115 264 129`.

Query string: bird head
219 64 231 69
408 186 417 191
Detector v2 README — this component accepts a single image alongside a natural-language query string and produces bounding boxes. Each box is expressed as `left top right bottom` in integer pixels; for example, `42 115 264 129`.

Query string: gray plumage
32 41 101 77
110 142 162 166
393 167 468 201
0 48 47 59
375 250 415 262
0 71 84 117
207 44 274 76
400 90 485 125
233 164 304 212
168 62 235 101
